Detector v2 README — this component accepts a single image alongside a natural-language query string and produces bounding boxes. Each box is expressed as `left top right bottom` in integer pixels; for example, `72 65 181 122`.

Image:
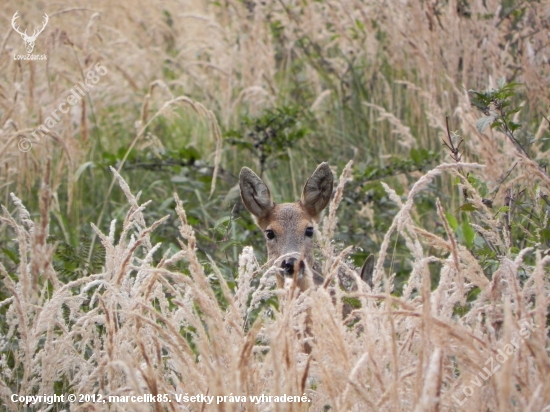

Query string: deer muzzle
281 257 305 277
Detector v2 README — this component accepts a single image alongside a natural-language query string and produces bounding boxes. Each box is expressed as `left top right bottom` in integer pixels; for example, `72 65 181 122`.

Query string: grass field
1 0 550 410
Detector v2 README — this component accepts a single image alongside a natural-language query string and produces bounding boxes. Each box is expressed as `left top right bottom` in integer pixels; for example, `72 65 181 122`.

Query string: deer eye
266 229 275 240
305 227 314 237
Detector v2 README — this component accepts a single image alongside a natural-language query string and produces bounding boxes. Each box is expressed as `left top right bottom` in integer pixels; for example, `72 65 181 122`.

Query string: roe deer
239 163 375 352
239 162 375 292
239 163 333 292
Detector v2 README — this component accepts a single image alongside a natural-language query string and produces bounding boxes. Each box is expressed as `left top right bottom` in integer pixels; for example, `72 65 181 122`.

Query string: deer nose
282 258 298 276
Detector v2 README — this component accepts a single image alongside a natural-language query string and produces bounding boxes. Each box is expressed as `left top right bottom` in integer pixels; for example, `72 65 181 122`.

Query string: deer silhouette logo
12 11 49 54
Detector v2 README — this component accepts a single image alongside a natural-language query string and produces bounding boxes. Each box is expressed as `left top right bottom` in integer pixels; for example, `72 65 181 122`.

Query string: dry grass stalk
0 0 549 409
0 164 547 411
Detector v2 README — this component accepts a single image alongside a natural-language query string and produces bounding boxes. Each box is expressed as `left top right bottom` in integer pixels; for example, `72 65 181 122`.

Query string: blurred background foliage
1 0 549 301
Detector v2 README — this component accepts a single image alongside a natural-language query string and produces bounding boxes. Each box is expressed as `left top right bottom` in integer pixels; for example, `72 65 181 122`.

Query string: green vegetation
1 0 549 409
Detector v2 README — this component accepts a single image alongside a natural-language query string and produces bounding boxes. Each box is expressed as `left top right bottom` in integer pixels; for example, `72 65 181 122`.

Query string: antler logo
12 11 49 54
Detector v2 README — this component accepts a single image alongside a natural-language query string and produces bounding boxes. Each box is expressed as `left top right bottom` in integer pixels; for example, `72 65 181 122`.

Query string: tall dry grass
1 161 549 411
1 0 550 411
1 1 549 196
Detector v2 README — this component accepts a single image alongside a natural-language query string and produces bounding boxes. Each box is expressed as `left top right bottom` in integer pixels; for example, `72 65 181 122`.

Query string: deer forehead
259 203 316 232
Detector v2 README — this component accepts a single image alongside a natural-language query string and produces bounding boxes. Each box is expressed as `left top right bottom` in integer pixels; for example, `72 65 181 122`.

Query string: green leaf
211 216 231 235
490 119 503 129
476 115 496 133
410 148 422 165
74 161 96 182
444 213 459 231
179 146 201 161
220 240 242 252
468 90 491 110
462 219 476 248
509 121 521 132
459 203 477 212
1 248 19 264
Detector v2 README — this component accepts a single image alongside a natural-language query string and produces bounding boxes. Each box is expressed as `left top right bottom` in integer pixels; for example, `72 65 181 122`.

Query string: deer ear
360 254 375 288
239 167 275 220
300 162 333 217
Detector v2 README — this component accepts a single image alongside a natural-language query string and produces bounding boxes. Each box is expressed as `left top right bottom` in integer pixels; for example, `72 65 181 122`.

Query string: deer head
239 163 333 291
12 11 49 54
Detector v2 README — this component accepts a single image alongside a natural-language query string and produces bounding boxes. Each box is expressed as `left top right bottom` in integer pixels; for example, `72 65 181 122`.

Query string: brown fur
239 163 333 292
240 163 376 353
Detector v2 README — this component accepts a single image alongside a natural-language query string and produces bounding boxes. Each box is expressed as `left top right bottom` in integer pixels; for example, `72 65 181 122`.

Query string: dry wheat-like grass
1 1 549 410
1 163 548 411
2 1 549 204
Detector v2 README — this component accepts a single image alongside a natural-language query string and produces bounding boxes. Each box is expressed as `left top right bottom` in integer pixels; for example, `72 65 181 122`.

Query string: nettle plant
446 81 550 284
226 106 308 177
